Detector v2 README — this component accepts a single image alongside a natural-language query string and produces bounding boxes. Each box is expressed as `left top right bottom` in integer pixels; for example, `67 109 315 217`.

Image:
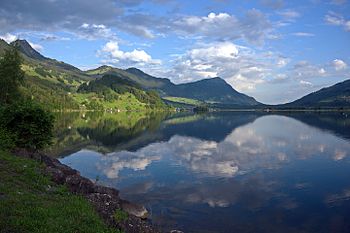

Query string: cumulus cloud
325 12 350 31
332 59 347 70
29 42 43 52
78 23 117 40
173 10 273 45
0 33 17 43
99 41 161 66
164 42 286 92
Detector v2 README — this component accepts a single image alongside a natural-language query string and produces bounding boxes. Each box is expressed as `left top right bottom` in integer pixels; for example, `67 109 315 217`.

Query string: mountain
163 77 259 106
11 39 46 60
11 39 82 72
77 74 166 110
90 66 260 107
282 79 350 108
0 39 166 110
2 39 259 109
87 66 174 90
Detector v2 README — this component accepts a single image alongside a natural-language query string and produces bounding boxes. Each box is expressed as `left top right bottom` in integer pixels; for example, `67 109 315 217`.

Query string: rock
41 155 59 167
94 185 119 197
65 174 95 194
121 200 149 219
53 162 80 176
45 166 65 184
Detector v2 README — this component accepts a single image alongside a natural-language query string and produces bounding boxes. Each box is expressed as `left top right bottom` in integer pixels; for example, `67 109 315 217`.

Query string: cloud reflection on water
98 116 350 182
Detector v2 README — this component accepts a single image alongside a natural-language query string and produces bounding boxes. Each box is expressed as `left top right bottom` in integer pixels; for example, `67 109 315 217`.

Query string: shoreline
12 148 161 233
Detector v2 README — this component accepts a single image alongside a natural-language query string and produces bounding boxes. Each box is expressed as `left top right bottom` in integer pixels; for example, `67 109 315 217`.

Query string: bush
0 128 15 150
0 100 54 150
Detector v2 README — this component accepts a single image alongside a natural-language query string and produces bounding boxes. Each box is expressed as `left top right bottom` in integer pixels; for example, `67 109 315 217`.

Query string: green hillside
281 79 350 108
77 74 166 110
89 66 261 107
0 40 167 111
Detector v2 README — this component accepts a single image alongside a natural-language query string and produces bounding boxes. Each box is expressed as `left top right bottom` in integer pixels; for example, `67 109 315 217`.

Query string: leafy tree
0 46 25 105
0 100 54 151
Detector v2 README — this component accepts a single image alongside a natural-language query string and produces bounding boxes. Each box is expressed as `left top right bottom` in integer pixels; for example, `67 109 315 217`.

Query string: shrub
0 100 54 150
0 127 15 150
114 209 128 222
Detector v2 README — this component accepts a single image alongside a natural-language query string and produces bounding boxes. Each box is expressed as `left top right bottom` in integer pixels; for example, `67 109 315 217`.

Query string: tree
0 46 24 105
0 100 54 151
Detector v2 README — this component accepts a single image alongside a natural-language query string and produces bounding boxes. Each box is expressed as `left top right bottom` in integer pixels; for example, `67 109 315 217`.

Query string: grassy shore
0 150 120 233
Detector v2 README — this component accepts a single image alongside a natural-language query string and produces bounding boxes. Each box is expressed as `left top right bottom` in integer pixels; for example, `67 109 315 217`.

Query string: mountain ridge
1 39 350 109
91 66 261 106
281 79 350 108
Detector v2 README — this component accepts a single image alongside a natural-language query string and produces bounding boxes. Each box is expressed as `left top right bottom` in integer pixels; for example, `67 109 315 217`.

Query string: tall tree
0 46 24 105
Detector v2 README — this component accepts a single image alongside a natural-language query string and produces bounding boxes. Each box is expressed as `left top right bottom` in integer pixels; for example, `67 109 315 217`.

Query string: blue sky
0 0 349 104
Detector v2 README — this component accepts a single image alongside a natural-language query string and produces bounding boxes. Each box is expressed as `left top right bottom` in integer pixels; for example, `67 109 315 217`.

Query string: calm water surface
49 112 350 233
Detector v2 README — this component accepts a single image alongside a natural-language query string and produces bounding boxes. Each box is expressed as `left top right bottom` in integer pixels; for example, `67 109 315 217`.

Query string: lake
48 111 350 233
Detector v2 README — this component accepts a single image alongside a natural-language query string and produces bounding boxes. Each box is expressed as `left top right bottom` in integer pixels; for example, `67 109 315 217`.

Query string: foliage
0 151 119 233
163 96 203 106
0 100 54 150
114 209 128 222
0 127 15 150
0 46 25 104
193 105 209 112
78 74 166 109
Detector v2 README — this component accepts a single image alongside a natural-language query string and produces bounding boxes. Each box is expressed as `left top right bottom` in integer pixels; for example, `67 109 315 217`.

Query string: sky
0 0 349 104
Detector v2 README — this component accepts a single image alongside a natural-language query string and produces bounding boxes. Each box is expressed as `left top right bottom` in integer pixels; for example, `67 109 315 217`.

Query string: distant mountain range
1 39 349 109
86 64 260 107
281 79 350 108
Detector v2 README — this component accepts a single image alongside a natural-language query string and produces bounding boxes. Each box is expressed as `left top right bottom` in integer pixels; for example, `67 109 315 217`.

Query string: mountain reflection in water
51 111 350 233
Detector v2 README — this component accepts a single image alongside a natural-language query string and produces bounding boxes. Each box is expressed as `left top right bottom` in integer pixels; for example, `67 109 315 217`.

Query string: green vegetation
163 96 203 106
0 46 24 104
0 101 54 150
0 47 120 233
0 151 119 233
0 47 55 151
193 105 210 112
77 74 166 110
114 209 128 223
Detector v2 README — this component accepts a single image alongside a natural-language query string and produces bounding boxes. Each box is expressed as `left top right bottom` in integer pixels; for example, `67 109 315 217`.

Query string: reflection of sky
61 115 350 232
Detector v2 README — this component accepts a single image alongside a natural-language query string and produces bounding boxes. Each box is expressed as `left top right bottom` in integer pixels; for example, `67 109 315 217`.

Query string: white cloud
29 42 43 52
325 12 350 31
78 23 117 40
99 41 161 66
173 10 272 45
278 9 301 21
291 32 315 37
319 68 326 74
163 42 286 92
332 59 347 70
299 80 312 86
0 33 17 43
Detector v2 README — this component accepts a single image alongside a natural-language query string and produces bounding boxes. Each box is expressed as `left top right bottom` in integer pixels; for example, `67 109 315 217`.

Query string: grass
163 96 203 106
72 92 147 111
0 150 120 233
114 209 128 223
